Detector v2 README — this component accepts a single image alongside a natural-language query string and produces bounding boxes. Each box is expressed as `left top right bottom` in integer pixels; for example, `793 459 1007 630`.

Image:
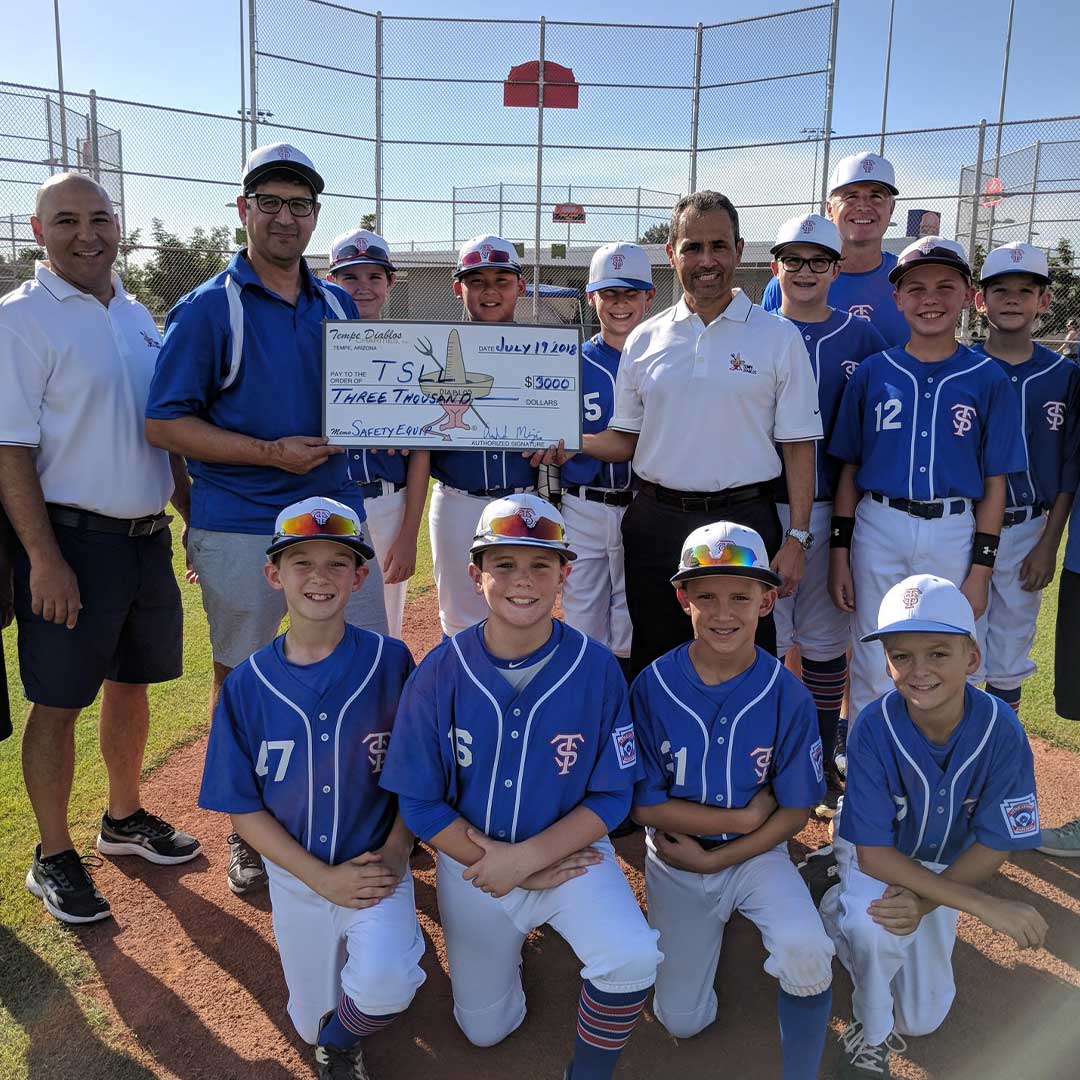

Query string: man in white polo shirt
582 191 822 675
0 173 200 925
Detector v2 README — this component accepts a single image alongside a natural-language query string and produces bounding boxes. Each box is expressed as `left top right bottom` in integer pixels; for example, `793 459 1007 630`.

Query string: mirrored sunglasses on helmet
482 511 567 543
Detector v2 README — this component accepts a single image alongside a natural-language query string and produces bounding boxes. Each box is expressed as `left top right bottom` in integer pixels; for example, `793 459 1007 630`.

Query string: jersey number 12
874 398 902 431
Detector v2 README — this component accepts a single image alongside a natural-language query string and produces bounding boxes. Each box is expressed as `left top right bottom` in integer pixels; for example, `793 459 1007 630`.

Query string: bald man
0 173 200 925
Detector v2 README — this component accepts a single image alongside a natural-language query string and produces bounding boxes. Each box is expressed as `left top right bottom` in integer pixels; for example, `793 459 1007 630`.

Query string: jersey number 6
874 397 903 431
255 740 295 782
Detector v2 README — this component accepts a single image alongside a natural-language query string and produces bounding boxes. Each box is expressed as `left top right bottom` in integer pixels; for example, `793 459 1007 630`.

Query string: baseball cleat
96 808 201 865
837 1020 906 1078
814 763 845 819
26 845 112 924
1036 816 1080 856
226 832 268 894
316 1012 373 1079
797 844 839 908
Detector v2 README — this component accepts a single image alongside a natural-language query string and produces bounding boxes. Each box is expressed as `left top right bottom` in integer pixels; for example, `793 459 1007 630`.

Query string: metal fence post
52 0 68 168
1028 139 1042 245
818 0 840 211
878 0 895 156
116 128 129 270
9 214 15 260
533 16 546 323
88 89 100 182
44 94 56 174
687 23 703 195
375 10 384 234
498 181 504 237
248 0 258 150
239 0 247 167
635 186 641 241
960 119 988 344
451 186 457 249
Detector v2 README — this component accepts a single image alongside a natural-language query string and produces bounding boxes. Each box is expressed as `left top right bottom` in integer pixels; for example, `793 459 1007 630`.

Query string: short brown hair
669 191 741 245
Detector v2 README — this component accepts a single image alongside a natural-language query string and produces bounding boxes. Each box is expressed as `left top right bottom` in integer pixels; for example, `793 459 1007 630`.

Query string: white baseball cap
828 151 899 197
266 496 375 561
470 493 577 561
980 242 1050 286
455 234 522 280
861 574 976 642
671 521 781 587
243 142 324 195
770 213 843 259
888 236 972 284
329 228 396 273
587 242 654 292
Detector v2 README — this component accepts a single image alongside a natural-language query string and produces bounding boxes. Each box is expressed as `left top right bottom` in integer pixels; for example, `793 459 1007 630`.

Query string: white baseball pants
436 838 661 1048
560 492 632 657
776 501 852 661
645 838 834 1039
265 859 427 1044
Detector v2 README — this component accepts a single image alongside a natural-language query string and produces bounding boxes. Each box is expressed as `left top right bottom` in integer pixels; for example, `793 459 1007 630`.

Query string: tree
122 219 232 316
1044 238 1080 342
639 223 668 245
360 213 377 231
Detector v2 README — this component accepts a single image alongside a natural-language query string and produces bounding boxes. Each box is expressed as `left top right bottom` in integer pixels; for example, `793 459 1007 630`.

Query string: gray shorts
189 527 388 669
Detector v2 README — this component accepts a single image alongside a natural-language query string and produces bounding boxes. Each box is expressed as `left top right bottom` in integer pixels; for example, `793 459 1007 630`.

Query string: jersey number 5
255 740 295 783
583 392 602 423
874 398 902 431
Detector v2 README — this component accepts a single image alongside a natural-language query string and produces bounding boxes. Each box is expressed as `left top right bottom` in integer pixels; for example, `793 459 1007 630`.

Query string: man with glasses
763 152 908 347
146 143 388 895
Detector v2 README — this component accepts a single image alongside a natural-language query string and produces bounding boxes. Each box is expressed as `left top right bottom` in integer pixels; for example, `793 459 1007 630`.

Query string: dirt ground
39 592 1080 1079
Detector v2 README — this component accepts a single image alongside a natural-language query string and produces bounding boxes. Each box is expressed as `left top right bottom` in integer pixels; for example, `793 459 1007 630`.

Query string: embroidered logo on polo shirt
140 330 161 349
1000 793 1039 839
729 353 757 375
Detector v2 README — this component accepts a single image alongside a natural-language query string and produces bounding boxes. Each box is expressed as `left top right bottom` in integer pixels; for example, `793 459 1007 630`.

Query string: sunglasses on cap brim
459 249 517 268
335 242 391 266
482 511 567 543
277 511 361 539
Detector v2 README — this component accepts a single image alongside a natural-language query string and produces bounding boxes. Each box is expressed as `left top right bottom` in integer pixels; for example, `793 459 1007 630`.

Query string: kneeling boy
381 493 660 1079
822 574 1047 1079
631 522 835 1080
199 496 426 1078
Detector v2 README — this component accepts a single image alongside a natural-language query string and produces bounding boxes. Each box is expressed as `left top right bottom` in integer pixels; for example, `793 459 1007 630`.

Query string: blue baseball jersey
429 447 536 492
972 342 1078 508
199 625 414 864
345 448 407 487
380 620 640 843
561 335 632 490
840 685 1040 863
146 251 367 534
631 645 825 843
762 251 909 347
772 309 887 501
829 345 1027 501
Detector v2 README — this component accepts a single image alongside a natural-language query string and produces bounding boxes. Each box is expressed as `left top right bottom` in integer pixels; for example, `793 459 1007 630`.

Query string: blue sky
4 1 1080 250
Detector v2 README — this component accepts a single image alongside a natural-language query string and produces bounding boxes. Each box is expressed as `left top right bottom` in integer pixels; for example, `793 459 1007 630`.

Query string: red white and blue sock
778 986 832 1080
568 980 648 1079
317 994 400 1050
986 683 1022 713
800 654 847 764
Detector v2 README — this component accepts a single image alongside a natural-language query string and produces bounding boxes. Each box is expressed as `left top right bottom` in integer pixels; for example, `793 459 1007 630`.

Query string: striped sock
569 981 648 1079
987 683 1022 714
317 994 400 1051
800 655 847 764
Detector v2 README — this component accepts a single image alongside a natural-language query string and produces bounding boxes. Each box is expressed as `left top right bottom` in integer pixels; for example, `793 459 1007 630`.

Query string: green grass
0 522 1078 1078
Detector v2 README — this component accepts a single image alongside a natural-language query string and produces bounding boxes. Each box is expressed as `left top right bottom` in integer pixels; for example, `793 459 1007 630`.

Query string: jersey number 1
874 398 902 431
256 740 295 783
660 740 688 786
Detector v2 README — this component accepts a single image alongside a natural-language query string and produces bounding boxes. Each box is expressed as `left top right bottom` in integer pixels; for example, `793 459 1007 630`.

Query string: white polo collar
35 261 127 304
671 288 753 325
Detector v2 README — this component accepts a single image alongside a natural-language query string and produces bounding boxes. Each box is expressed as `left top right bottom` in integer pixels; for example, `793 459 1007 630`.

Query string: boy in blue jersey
428 235 538 638
327 227 430 640
770 214 887 815
828 237 1026 724
971 243 1078 716
763 152 908 347
198 496 425 1077
381 493 660 1079
561 243 655 669
821 575 1047 1078
631 521 835 1080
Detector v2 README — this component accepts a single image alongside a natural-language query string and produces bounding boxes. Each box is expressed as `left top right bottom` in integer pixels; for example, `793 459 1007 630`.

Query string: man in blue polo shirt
145 142 388 894
762 152 908 348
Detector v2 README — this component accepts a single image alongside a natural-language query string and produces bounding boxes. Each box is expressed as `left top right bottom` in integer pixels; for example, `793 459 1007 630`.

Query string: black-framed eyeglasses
246 192 316 217
777 255 837 274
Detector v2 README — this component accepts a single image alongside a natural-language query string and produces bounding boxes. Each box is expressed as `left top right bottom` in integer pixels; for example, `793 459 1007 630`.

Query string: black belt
870 492 970 520
639 481 769 513
564 485 634 507
1003 505 1045 528
47 504 171 537
464 485 535 499
357 479 404 500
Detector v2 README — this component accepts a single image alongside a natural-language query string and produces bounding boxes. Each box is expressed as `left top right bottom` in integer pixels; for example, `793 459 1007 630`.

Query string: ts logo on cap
480 243 493 258
518 506 537 528
611 253 625 269
862 158 875 173
312 508 332 525
357 236 369 253
277 146 292 160
902 587 921 610
801 220 815 234
1011 248 1024 263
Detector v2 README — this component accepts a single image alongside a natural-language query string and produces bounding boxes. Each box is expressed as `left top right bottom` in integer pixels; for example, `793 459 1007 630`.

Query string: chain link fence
2 0 1080 340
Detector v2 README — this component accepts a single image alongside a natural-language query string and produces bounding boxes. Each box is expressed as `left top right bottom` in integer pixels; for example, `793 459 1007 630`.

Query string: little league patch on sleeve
612 724 637 770
1000 794 1040 840
810 738 824 784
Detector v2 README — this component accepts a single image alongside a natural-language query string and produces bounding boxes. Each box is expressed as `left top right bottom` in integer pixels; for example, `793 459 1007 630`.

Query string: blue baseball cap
861 574 976 642
587 243 654 293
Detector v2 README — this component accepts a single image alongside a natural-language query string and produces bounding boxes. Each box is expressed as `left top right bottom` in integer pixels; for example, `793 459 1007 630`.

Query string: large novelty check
322 321 583 451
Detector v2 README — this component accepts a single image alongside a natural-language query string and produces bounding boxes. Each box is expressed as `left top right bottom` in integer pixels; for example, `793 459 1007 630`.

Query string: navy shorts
13 524 183 709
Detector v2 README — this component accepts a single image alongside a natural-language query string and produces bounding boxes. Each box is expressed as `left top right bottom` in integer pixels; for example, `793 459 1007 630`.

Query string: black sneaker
814 763 845 820
315 1011 372 1079
837 1020 906 1078
96 808 201 865
834 722 849 777
797 844 839 908
25 845 112 924
226 832 268 895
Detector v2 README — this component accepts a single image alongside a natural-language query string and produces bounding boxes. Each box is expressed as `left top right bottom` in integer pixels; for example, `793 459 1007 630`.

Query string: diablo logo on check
1000 793 1039 839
